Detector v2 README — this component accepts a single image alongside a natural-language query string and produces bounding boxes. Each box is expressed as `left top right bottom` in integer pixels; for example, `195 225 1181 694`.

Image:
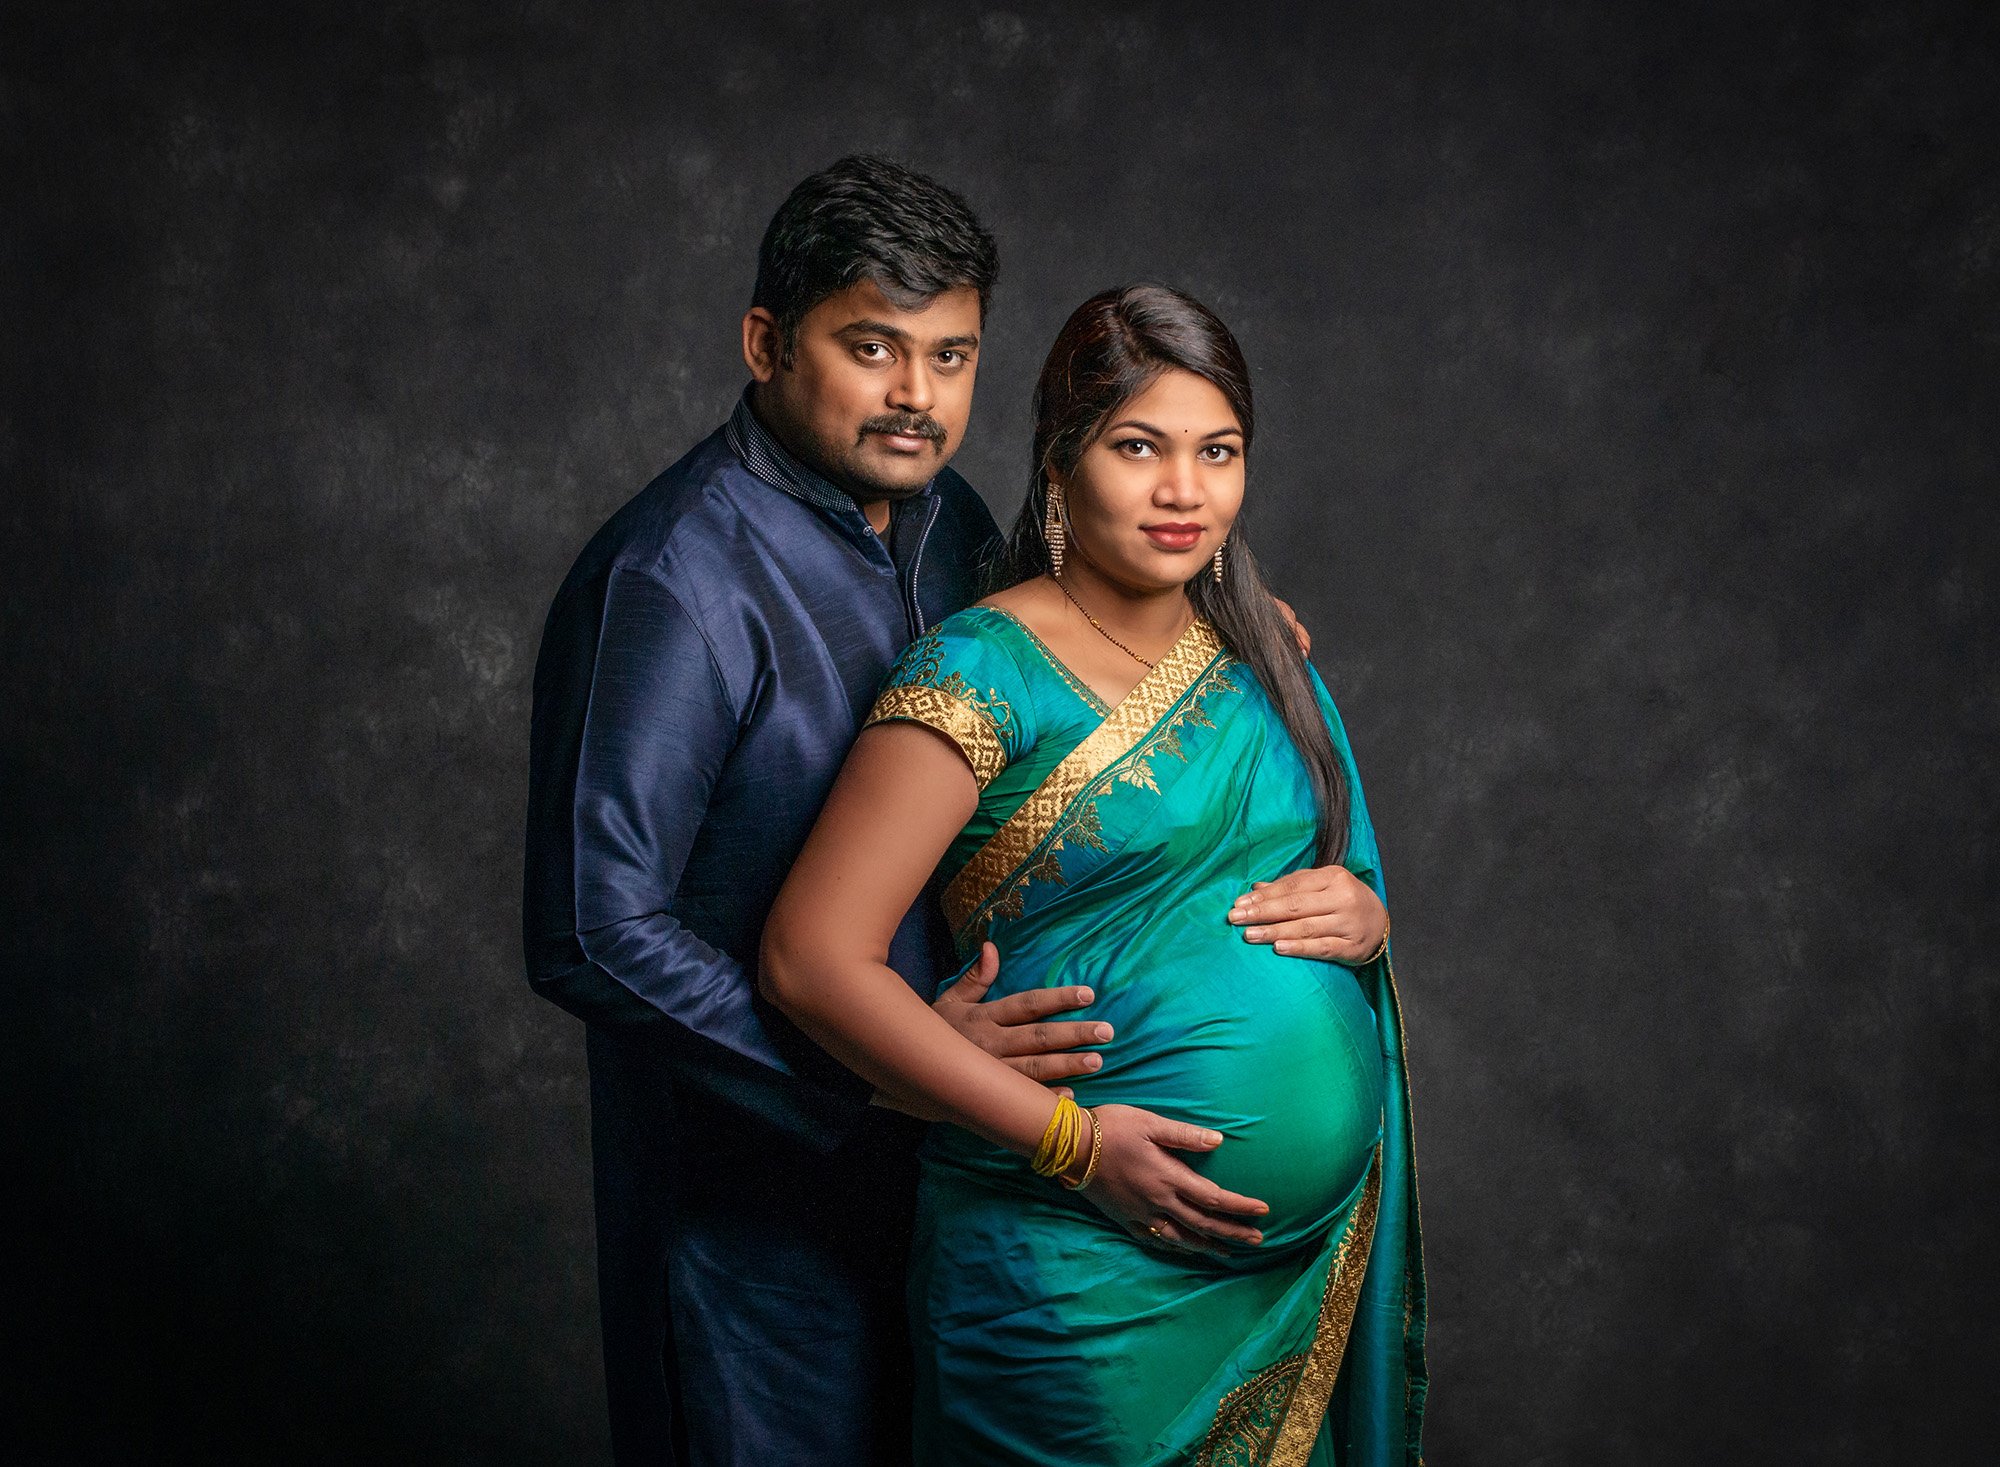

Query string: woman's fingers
1167 1202 1264 1247
1148 1117 1225 1152
1174 1174 1270 1219
1131 1217 1221 1257
1239 913 1365 946
1228 868 1337 924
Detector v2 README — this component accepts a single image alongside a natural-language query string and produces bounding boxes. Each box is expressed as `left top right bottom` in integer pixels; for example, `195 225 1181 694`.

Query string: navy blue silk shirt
524 394 999 1464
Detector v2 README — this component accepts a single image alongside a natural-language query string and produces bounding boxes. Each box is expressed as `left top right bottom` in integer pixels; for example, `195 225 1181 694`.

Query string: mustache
858 413 947 445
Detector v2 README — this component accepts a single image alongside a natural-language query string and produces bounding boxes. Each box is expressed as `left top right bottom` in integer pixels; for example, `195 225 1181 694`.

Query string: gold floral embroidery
1196 1150 1382 1467
943 620 1228 935
1196 1359 1300 1467
1115 656 1240 794
864 628 1017 790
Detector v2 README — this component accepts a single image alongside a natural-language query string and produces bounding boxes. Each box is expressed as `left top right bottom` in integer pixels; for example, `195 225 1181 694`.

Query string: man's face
744 278 982 504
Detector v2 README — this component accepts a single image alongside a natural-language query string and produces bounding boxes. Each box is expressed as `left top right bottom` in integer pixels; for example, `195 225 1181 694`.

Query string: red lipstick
1142 523 1203 551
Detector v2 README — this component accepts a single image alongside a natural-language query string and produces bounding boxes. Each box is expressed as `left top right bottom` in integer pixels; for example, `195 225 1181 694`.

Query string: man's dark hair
751 155 999 364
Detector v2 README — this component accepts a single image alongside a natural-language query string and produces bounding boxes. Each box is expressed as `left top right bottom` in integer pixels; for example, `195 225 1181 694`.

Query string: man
524 156 1387 1465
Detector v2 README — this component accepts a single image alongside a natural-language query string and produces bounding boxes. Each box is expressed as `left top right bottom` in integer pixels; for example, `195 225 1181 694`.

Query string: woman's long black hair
990 283 1349 867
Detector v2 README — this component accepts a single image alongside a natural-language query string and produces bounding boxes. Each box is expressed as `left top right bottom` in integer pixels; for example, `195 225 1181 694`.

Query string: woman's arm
761 722 1271 1250
761 721 1075 1156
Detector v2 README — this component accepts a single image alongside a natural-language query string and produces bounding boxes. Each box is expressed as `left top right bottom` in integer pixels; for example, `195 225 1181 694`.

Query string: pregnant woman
762 284 1425 1466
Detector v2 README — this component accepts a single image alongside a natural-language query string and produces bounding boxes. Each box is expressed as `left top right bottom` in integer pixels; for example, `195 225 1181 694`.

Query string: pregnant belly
1063 950 1386 1251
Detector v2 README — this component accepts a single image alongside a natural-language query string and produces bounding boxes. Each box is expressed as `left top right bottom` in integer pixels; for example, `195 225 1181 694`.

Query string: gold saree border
1270 1149 1382 1463
1195 1149 1382 1467
942 618 1226 934
866 684 1007 790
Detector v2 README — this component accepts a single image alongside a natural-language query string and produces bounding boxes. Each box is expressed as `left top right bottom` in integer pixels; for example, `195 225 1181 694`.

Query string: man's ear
742 307 783 383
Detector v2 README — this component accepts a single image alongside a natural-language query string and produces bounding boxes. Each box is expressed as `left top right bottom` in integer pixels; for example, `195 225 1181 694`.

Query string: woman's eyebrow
1104 418 1243 439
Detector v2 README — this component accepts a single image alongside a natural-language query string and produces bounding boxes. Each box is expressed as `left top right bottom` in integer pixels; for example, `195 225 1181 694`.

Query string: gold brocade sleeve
865 684 1008 790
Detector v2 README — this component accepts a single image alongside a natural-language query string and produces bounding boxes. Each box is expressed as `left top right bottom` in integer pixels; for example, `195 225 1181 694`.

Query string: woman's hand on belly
1077 1104 1271 1255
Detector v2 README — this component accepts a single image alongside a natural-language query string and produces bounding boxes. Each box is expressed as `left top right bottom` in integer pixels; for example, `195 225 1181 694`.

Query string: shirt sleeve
525 563 859 1144
862 616 1032 789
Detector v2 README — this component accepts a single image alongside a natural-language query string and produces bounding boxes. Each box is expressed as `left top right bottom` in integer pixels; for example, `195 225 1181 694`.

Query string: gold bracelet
1061 1108 1102 1191
1358 913 1390 965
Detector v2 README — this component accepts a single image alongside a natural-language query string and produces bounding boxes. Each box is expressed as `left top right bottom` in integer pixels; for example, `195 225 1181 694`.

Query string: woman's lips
1142 524 1203 551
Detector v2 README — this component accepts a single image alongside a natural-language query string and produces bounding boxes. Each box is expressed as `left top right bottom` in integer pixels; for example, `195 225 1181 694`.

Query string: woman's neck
1052 560 1193 647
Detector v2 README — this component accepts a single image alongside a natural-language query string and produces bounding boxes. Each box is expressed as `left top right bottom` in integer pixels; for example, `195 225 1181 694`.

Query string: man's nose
888 358 935 414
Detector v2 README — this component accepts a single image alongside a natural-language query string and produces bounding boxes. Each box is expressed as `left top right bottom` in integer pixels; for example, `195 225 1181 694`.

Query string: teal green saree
865 607 1426 1467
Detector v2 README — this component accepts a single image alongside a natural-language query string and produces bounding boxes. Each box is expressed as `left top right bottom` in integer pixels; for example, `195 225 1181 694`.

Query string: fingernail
1075 988 1094 1003
1273 941 1294 955
1085 1054 1103 1070
1249 1233 1264 1245
1204 1131 1223 1145
1244 927 1266 941
1093 1024 1113 1041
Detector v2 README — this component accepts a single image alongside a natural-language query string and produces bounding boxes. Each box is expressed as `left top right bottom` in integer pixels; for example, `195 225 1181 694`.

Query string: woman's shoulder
887 603 1035 694
925 588 1058 668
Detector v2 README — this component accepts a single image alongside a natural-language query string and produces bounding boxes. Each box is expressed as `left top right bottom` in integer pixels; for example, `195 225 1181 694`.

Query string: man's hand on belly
1229 866 1388 964
934 940 1112 1084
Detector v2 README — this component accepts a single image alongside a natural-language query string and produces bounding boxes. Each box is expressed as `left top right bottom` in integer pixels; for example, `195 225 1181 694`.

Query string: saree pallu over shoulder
943 619 1231 940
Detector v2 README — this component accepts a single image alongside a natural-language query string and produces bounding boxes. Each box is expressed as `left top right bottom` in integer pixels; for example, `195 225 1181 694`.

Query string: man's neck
743 386 899 535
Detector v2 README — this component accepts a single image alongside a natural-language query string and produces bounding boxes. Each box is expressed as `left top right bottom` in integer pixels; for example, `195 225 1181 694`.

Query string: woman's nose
1155 454 1202 507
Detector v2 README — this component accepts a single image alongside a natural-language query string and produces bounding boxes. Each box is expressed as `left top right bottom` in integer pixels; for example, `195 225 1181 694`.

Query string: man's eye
937 350 962 366
856 342 890 360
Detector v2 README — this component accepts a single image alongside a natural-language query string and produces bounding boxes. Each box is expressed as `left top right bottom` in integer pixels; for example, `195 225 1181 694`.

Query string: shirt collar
726 388 935 518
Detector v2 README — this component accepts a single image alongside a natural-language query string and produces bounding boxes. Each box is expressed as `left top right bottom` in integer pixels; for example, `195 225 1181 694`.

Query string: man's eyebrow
1104 418 1244 439
835 318 915 343
834 320 979 352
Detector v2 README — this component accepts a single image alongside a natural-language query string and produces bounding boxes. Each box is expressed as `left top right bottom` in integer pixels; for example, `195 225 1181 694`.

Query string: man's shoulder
578 427 757 576
560 423 820 606
929 466 1002 543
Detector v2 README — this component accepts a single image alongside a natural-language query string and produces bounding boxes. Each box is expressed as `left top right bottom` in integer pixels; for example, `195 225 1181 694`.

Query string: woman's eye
1116 439 1158 458
1200 444 1238 462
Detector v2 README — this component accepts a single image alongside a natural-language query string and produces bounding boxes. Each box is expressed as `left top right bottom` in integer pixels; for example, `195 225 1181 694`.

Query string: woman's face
1060 368 1246 594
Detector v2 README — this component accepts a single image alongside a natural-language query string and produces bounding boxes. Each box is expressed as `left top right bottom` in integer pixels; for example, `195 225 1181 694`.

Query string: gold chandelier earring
1212 538 1226 585
1045 483 1067 578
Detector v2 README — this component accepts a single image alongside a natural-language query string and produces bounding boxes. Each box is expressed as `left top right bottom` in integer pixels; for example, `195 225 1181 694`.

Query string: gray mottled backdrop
6 0 1996 1460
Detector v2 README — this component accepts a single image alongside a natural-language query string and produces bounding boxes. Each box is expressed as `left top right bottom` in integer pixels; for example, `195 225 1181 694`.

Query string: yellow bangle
1031 1096 1086 1177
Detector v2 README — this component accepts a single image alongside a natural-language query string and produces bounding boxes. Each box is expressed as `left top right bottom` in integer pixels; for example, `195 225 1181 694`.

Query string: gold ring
1146 1224 1164 1238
